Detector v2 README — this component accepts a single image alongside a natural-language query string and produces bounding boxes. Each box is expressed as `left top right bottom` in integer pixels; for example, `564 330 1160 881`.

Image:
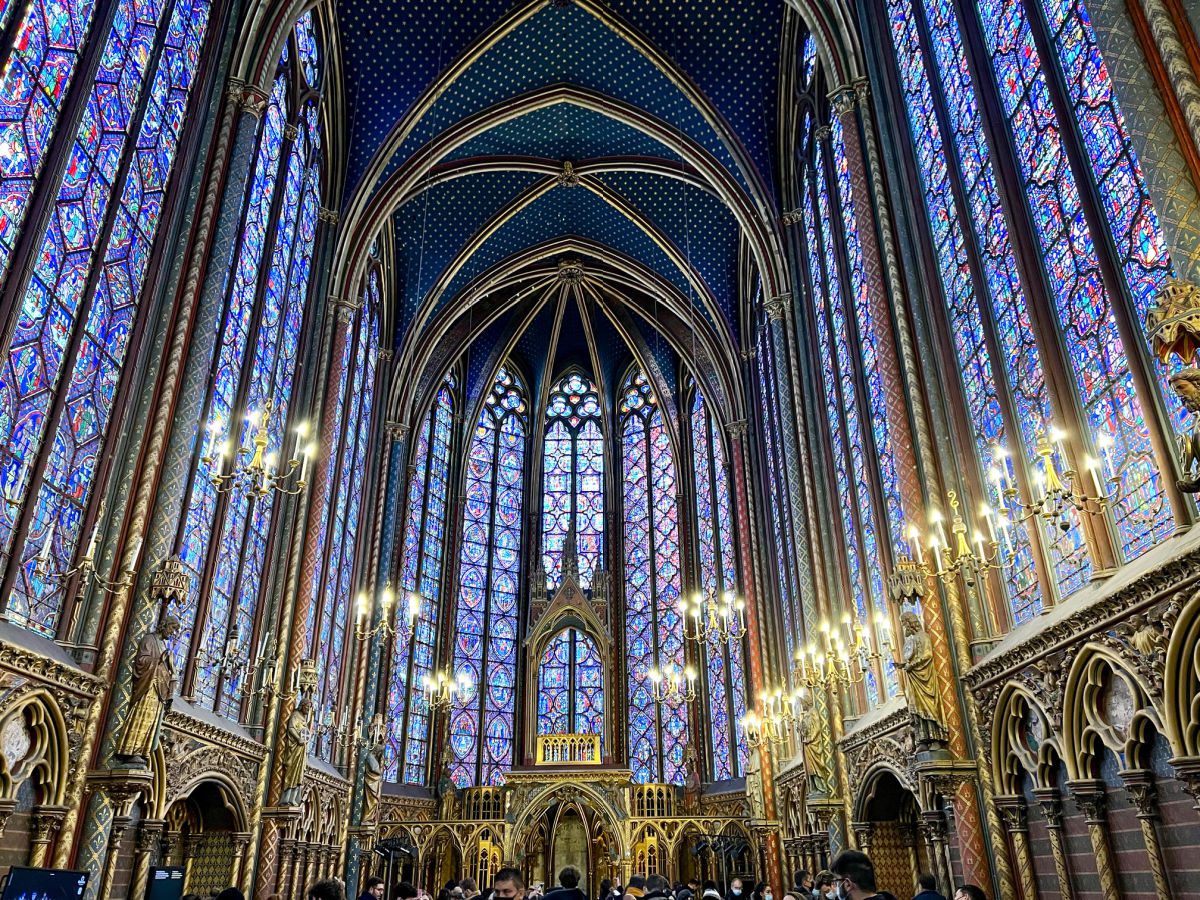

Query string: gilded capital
226 79 269 116
829 85 858 117
764 294 790 322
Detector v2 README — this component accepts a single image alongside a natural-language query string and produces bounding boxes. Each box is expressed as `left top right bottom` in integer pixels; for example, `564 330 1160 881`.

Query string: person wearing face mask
812 874 834 900
725 878 745 900
828 850 882 900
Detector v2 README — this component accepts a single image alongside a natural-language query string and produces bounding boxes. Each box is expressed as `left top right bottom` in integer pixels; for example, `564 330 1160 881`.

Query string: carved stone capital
725 420 748 441
137 819 166 853
781 209 803 226
829 85 858 117
764 294 791 322
385 420 409 441
284 123 300 141
995 795 1029 833
231 831 253 852
919 810 947 844
1119 769 1159 820
30 805 69 843
1031 787 1065 828
0 799 16 838
814 125 832 143
378 348 394 362
317 207 339 225
853 78 871 105
227 80 269 116
1066 779 1108 825
1170 755 1200 811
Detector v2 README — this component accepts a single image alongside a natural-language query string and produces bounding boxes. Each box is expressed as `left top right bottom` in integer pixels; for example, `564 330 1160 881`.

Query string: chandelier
647 663 698 704
680 588 746 644
203 400 314 498
355 582 420 641
992 427 1115 534
423 668 475 711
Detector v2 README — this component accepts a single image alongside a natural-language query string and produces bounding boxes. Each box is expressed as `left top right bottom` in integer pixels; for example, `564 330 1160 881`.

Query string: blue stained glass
294 10 320 89
622 371 687 785
174 73 287 676
537 627 604 739
542 373 603 589
3 0 211 635
0 0 102 282
385 376 454 784
801 33 817 88
691 386 746 780
977 0 1173 559
885 0 1067 619
450 367 525 787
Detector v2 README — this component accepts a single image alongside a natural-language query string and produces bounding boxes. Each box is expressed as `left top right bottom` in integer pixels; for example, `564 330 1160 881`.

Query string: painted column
130 820 165 900
345 424 409 898
28 806 68 867
995 796 1039 900
1067 780 1120 899
829 82 996 892
728 425 783 889
920 811 952 895
1121 769 1174 899
70 77 269 889
1031 788 1074 900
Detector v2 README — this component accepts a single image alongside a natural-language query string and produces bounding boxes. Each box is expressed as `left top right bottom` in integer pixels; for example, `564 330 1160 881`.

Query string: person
309 883 346 900
701 881 722 900
396 884 418 900
952 888 986 900
358 878 386 900
725 878 745 900
793 873 811 898
643 876 672 900
462 880 480 900
546 868 586 900
598 879 613 900
912 874 945 900
813 874 834 900
214 890 243 900
494 869 526 900
673 883 692 900
626 877 646 900
829 850 880 900
749 883 767 900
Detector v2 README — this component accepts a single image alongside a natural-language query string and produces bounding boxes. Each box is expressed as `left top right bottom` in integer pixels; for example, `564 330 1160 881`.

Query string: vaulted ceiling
330 0 800 425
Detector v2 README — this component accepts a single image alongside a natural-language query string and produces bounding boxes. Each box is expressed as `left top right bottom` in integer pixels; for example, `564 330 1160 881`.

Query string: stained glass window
621 370 688 785
689 384 747 781
449 366 526 788
384 374 455 783
542 372 603 589
0 0 212 635
173 29 322 715
308 271 380 759
536 627 604 739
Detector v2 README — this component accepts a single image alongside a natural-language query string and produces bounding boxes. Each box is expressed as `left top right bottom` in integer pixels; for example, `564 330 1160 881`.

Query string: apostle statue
361 735 384 825
898 610 948 750
115 616 180 765
744 747 766 820
436 750 458 820
683 743 702 813
280 695 312 806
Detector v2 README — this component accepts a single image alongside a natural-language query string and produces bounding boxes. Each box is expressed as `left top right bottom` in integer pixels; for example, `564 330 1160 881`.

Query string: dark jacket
544 888 586 900
911 892 946 900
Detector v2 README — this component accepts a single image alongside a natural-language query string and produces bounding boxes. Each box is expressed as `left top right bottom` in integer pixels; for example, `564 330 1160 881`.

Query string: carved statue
361 736 384 825
115 616 180 764
1170 369 1200 492
683 744 702 813
744 747 766 820
796 695 831 794
280 695 311 806
436 750 458 820
898 611 948 749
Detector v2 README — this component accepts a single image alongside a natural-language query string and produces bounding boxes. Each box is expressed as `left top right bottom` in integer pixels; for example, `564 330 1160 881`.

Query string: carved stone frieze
159 712 264 808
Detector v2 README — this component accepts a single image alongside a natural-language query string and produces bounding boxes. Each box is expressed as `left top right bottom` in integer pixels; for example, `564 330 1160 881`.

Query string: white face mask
835 885 849 900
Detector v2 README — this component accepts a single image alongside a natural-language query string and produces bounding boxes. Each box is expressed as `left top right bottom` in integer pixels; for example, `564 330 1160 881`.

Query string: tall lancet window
542 373 604 589
448 366 526 787
689 382 748 780
622 370 688 785
384 374 455 783
0 0 213 634
172 21 322 717
537 627 604 738
305 267 380 760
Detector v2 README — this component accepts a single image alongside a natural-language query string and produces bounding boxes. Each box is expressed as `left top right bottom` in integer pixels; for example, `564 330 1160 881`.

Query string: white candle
38 519 55 564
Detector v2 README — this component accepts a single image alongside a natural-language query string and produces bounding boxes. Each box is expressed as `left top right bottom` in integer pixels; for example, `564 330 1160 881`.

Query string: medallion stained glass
542 373 603 589
537 627 604 739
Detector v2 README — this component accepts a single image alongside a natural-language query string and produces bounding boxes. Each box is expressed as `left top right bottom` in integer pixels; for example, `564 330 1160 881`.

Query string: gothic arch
0 689 70 806
991 683 1062 793
852 762 920 821
1165 586 1200 757
504 780 629 863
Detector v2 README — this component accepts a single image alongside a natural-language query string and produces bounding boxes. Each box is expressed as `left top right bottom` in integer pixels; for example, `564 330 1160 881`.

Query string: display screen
146 868 185 900
1 867 88 900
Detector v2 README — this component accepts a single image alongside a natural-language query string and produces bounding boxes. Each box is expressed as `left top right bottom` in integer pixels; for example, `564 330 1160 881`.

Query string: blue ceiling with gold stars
338 0 786 397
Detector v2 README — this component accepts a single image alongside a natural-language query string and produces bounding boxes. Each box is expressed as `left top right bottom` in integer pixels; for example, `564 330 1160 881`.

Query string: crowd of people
184 849 989 900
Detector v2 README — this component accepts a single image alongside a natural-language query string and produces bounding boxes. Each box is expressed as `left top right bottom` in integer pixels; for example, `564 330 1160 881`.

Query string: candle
980 504 996 543
83 506 102 561
907 524 923 565
38 519 55 565
1097 432 1115 480
930 537 944 573
356 592 369 624
12 451 30 497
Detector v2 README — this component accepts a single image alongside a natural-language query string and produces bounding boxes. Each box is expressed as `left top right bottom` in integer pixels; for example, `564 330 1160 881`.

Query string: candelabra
680 588 746 644
741 686 804 749
423 668 474 712
647 664 698 703
30 500 139 593
903 490 1005 590
789 613 882 695
991 428 1115 534
355 582 419 641
202 400 314 498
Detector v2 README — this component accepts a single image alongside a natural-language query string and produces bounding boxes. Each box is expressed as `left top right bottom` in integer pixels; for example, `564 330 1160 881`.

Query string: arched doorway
162 780 247 895
855 770 923 898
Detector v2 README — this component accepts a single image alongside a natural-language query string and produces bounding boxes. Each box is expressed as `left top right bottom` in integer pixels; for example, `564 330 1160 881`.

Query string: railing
631 784 677 818
535 733 601 765
461 786 504 820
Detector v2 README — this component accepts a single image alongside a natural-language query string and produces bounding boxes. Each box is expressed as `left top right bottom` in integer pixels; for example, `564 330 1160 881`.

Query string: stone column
1032 788 1072 900
97 814 133 900
182 834 203 892
130 819 166 900
28 805 68 867
995 796 1039 900
1121 769 1173 899
920 811 952 896
278 837 297 899
230 831 253 891
1067 781 1120 899
850 822 873 856
1169 754 1200 813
